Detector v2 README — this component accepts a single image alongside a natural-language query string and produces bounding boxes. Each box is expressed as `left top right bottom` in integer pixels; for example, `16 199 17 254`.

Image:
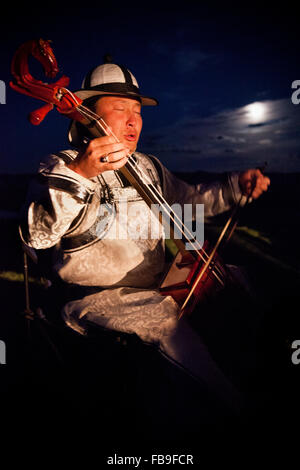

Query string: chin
129 144 137 153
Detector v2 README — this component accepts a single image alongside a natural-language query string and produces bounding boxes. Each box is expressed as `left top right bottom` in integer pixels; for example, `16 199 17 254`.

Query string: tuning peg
28 103 54 125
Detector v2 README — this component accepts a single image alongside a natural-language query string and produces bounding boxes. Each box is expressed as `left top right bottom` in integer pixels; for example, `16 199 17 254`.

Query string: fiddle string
76 104 220 258
63 89 226 282
222 194 245 246
74 100 226 284
124 157 225 284
76 104 206 249
182 181 256 309
223 169 261 247
72 102 226 287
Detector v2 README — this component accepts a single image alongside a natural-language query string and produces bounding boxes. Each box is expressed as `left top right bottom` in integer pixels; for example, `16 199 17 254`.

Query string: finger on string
89 135 119 149
96 142 126 156
106 156 129 170
107 148 130 160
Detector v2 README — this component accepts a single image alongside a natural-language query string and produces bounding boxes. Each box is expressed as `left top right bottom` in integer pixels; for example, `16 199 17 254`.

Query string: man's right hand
67 135 130 179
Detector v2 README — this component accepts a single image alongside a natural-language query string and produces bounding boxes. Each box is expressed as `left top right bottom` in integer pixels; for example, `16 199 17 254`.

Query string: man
21 58 270 418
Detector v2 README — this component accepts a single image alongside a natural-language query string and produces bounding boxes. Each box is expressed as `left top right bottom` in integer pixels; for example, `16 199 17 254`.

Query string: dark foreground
1 173 300 463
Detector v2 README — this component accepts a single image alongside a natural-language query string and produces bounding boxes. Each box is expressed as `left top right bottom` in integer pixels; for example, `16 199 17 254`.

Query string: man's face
94 96 143 153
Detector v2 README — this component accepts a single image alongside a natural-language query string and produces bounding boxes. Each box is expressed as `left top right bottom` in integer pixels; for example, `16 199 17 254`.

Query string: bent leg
63 286 242 413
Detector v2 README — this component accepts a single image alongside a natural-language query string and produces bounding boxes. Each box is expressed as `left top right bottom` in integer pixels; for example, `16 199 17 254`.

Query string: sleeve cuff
228 172 250 206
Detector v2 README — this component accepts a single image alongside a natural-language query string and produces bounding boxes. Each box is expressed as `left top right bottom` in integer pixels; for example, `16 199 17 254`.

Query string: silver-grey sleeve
20 156 96 249
149 156 246 218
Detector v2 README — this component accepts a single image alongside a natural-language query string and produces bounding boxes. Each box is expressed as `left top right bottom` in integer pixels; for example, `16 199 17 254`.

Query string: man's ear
82 96 102 112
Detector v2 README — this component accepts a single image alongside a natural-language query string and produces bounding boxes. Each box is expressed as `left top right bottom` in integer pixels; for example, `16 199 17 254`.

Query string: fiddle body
160 241 231 317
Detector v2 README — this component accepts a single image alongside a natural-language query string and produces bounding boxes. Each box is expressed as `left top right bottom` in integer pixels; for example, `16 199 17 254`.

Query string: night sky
1 2 300 174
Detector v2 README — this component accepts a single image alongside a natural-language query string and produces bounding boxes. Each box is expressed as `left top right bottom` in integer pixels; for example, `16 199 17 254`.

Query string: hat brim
74 89 158 106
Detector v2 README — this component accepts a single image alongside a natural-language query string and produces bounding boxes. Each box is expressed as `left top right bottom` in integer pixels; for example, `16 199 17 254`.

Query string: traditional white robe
21 150 246 411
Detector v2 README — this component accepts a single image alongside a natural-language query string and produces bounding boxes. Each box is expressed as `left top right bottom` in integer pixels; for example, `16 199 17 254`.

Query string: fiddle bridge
159 243 227 318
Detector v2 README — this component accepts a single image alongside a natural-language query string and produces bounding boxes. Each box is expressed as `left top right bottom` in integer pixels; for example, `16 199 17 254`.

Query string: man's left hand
239 169 270 199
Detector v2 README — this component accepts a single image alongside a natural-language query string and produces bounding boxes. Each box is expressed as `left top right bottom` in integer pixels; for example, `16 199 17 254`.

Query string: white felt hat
68 59 158 145
75 61 158 106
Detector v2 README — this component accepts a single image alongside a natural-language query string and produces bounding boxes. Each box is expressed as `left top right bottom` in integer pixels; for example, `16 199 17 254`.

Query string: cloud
141 98 300 172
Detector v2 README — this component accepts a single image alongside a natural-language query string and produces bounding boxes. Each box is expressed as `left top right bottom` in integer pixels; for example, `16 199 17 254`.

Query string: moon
246 102 266 123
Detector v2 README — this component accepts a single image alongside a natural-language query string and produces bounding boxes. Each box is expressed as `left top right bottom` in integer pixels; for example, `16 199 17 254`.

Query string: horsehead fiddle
10 38 243 318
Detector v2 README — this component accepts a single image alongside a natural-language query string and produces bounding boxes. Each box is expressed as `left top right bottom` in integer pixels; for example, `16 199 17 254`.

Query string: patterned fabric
63 286 242 411
21 150 246 411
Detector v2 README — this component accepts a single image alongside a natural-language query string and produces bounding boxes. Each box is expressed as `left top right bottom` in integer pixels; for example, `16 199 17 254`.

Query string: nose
126 110 138 127
127 117 135 128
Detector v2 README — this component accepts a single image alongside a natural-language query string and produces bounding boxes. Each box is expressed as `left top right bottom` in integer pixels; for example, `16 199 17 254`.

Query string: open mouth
124 133 137 141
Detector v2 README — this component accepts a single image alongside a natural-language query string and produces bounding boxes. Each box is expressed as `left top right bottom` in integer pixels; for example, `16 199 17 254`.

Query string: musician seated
20 58 270 430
